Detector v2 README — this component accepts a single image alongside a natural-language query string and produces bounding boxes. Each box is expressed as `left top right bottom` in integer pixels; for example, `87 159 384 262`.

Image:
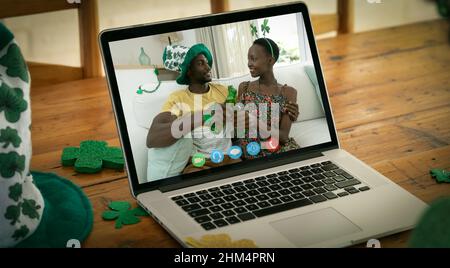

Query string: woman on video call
235 38 301 159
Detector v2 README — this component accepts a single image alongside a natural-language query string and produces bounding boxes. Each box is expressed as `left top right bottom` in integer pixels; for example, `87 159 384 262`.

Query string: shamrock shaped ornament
102 201 149 229
61 140 124 173
430 168 450 183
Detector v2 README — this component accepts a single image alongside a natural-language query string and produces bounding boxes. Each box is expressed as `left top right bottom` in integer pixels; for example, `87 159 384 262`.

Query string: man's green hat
163 43 213 85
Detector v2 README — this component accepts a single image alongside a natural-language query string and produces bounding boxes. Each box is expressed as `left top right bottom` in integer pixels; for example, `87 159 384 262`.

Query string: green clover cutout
9 183 22 202
102 201 149 229
0 82 28 123
0 151 25 178
261 19 271 37
250 23 259 38
12 225 29 241
0 43 29 83
0 126 22 148
430 168 450 183
61 140 124 173
5 204 21 225
21 199 41 220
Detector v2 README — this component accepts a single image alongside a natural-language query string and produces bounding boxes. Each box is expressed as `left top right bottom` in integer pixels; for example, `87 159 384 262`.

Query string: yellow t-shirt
161 83 228 117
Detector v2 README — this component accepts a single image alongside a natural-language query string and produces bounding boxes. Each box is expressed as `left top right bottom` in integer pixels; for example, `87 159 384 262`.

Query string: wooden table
30 20 450 248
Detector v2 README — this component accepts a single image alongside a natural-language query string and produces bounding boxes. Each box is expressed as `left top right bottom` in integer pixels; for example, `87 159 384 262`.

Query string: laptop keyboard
171 161 371 231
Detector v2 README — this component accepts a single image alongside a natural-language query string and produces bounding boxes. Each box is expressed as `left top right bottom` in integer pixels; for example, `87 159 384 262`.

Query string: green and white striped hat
0 23 92 248
163 43 213 85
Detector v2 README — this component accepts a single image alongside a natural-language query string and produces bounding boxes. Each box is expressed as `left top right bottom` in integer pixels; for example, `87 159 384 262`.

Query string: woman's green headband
264 38 275 59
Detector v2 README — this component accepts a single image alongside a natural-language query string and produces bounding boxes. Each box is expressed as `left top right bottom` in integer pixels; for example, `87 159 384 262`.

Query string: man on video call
146 43 240 179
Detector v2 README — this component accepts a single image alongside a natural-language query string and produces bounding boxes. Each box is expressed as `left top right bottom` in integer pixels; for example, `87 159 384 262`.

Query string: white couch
114 62 331 183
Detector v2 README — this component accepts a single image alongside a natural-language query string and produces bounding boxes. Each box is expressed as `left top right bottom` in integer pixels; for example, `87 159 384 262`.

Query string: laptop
99 2 427 247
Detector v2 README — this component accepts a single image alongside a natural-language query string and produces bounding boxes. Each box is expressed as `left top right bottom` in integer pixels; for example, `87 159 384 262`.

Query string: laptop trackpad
270 208 362 247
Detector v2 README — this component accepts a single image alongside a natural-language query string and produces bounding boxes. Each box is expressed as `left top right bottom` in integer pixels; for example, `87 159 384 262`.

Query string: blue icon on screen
210 150 224 164
228 146 242 160
246 142 261 156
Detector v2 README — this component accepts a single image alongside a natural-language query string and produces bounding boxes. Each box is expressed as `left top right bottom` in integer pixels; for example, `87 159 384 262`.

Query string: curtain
195 27 219 78
196 21 254 78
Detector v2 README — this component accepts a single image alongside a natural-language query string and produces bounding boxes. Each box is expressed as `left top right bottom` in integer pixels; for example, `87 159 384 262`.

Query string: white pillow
146 138 194 182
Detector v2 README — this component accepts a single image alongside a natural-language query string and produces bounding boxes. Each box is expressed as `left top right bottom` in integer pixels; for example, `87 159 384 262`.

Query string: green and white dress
0 23 44 248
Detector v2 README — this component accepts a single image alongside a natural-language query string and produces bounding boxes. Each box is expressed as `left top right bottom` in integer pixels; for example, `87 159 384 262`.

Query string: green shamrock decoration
12 225 29 241
61 140 124 173
430 168 450 183
0 151 25 178
0 43 29 83
0 126 21 148
0 82 28 123
21 199 41 220
261 19 270 37
250 23 259 38
8 183 22 202
102 201 149 229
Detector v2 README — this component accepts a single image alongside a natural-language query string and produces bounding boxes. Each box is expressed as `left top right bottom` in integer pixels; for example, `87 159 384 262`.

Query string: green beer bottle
226 85 237 105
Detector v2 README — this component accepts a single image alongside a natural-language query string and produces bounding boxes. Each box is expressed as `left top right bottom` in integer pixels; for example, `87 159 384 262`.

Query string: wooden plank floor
30 19 450 248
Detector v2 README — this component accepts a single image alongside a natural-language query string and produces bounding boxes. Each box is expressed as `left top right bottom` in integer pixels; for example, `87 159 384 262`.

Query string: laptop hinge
158 149 325 193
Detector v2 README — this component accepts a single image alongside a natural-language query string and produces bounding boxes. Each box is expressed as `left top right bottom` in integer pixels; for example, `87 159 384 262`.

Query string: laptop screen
107 8 333 186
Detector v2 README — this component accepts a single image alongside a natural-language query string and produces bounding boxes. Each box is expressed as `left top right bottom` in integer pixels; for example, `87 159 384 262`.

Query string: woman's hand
285 101 299 122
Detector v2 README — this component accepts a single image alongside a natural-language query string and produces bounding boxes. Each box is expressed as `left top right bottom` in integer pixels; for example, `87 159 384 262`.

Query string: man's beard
199 76 212 84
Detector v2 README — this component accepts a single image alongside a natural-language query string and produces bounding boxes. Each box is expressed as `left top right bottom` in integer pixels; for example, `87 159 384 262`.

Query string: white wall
229 0 336 14
110 36 164 67
354 0 440 32
109 29 197 67
3 0 210 67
